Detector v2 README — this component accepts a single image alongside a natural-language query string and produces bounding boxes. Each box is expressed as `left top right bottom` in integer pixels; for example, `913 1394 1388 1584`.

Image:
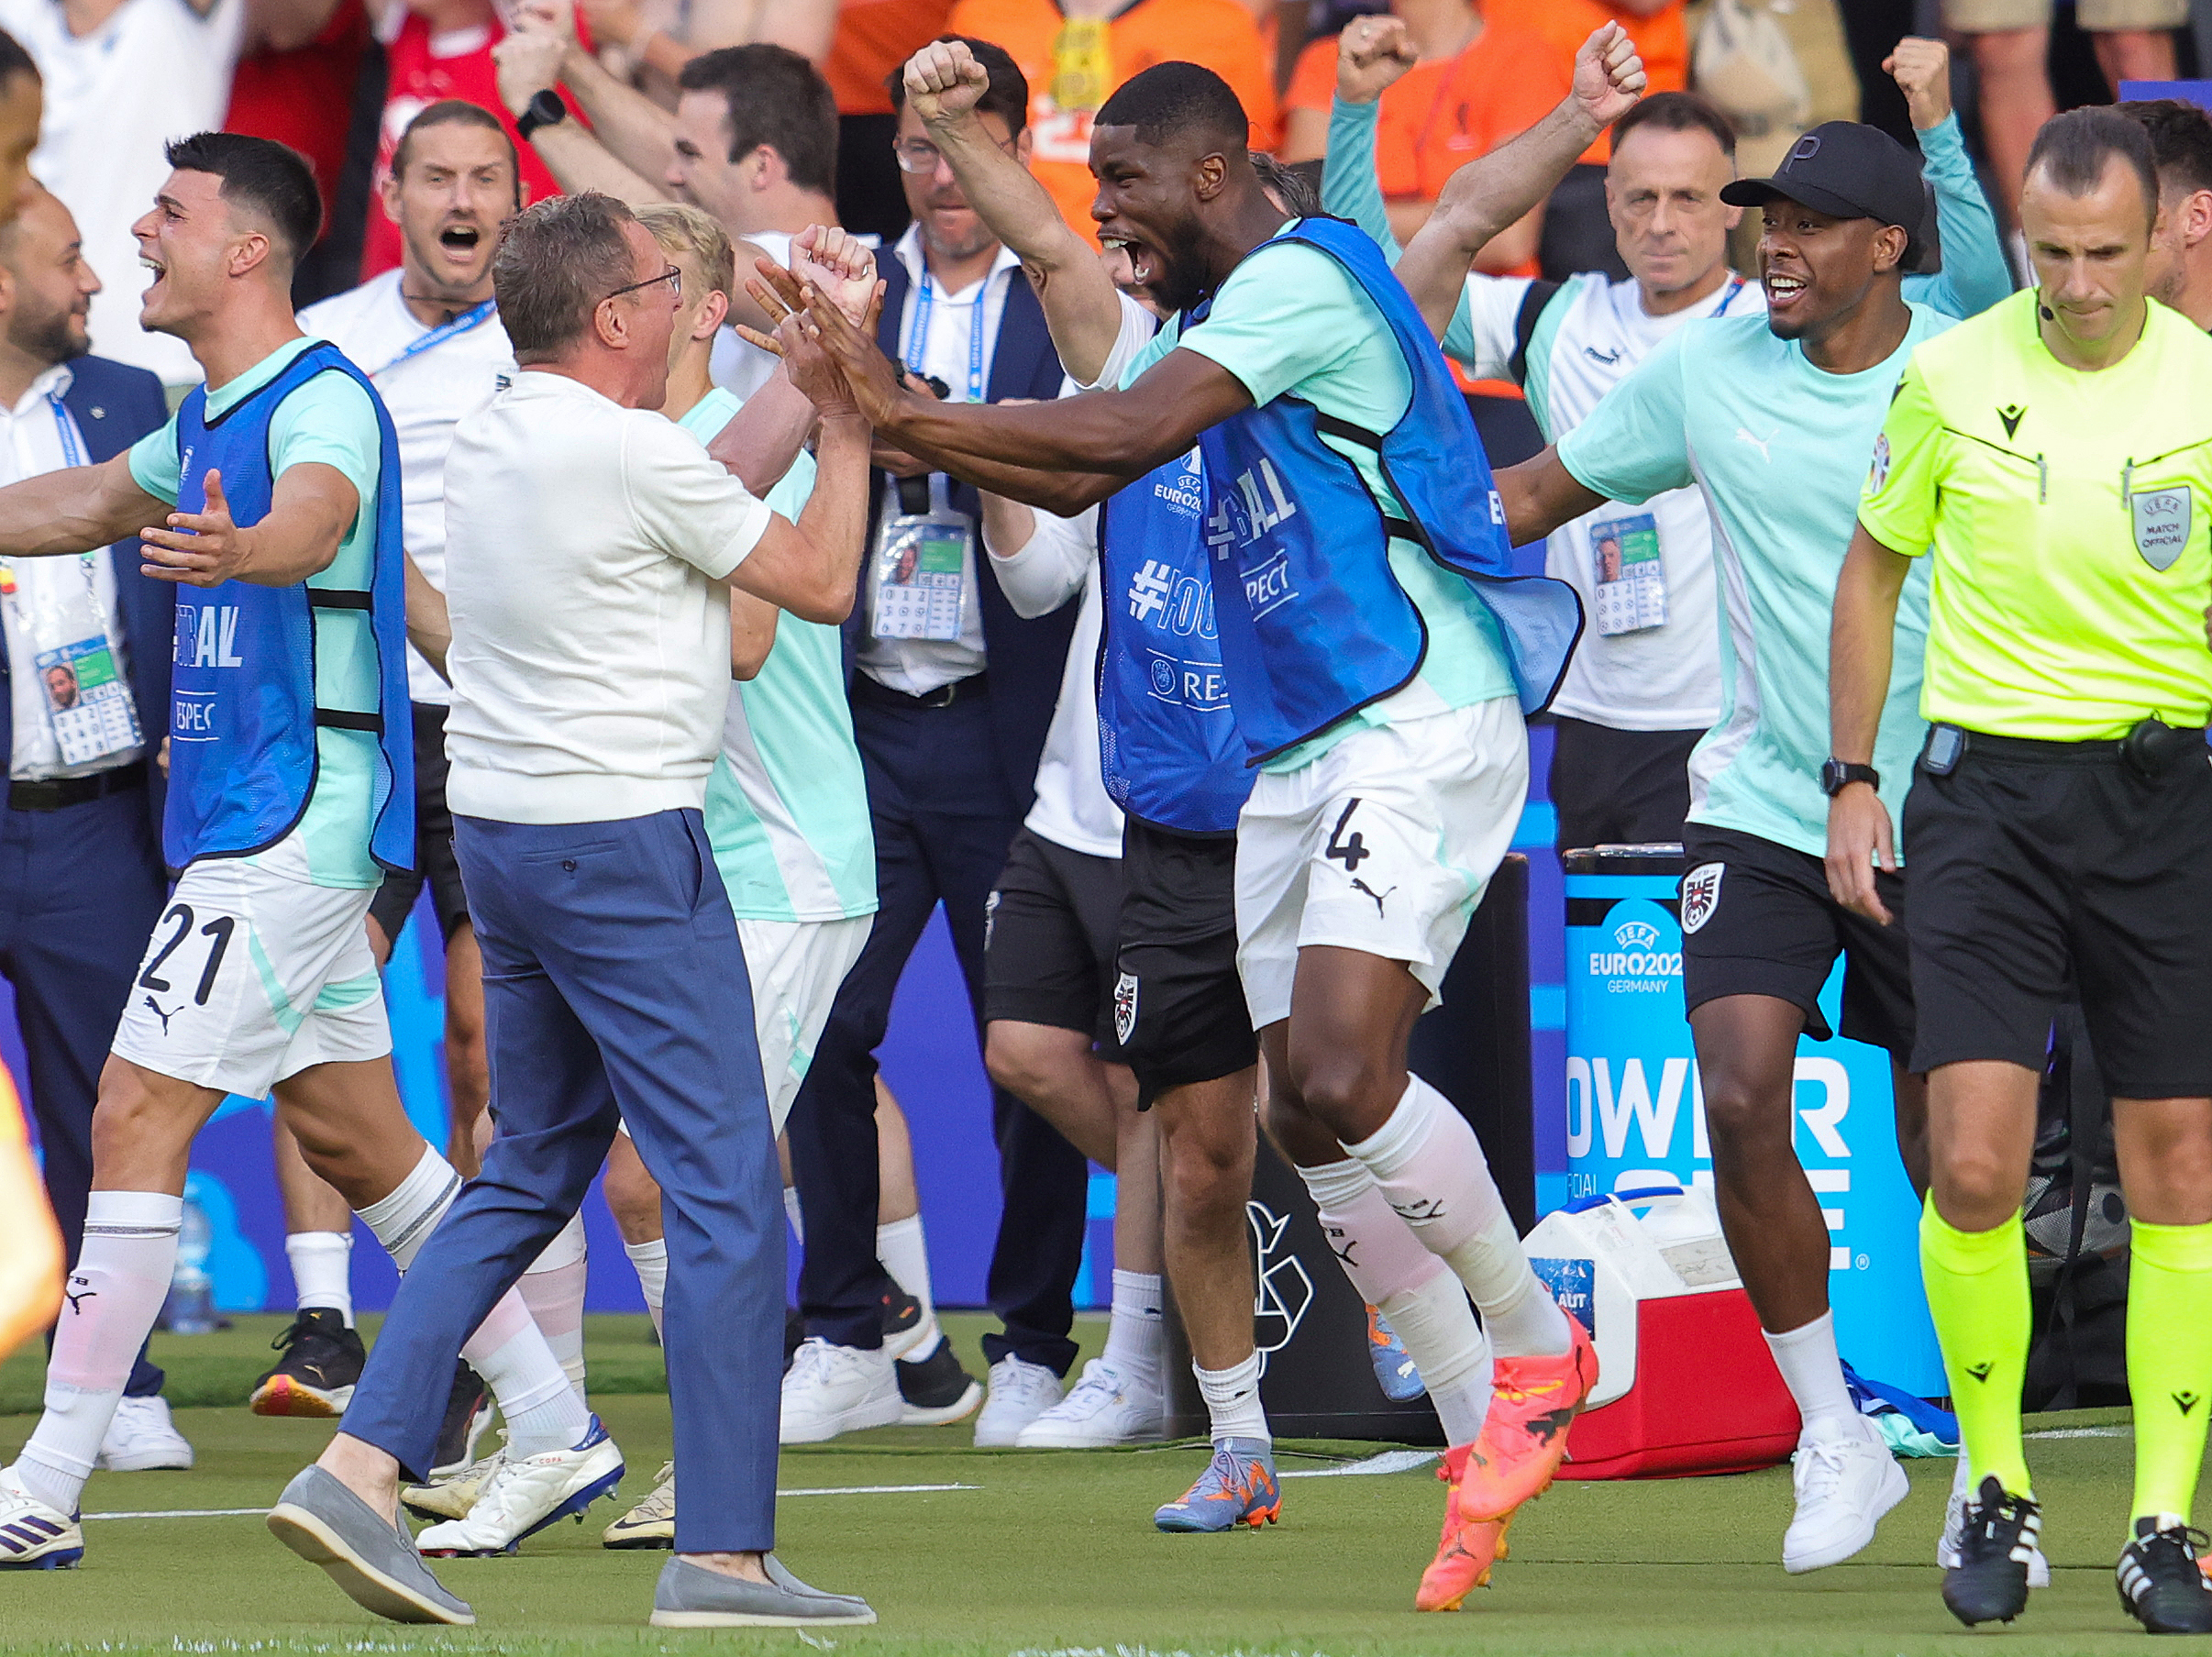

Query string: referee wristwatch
1820 759 1881 797
517 89 569 142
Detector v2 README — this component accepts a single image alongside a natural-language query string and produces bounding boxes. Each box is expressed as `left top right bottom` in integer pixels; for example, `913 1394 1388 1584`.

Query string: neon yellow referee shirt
1859 289 2212 741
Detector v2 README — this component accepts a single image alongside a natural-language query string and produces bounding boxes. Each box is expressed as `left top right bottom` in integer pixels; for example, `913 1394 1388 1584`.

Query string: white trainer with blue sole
0 1465 82 1569
415 1418 625 1558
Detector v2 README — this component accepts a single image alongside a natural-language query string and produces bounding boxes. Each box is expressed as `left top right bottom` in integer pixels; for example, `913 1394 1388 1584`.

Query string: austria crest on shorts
1680 862 1723 934
2132 485 2191 571
1113 971 1139 1046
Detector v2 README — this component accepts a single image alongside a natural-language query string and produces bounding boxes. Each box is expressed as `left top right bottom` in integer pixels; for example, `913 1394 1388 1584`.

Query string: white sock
876 1212 933 1316
351 1146 588 1453
1100 1268 1165 1389
518 1211 589 1399
783 1186 804 1244
285 1231 355 1325
17 1192 182 1514
624 1237 668 1339
1194 1353 1269 1446
1341 1079 1569 1358
1380 1269 1494 1445
1764 1310 1859 1437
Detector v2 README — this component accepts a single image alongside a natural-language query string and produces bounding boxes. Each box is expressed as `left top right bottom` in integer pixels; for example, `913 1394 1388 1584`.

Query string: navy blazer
848 257 1079 811
0 355 173 837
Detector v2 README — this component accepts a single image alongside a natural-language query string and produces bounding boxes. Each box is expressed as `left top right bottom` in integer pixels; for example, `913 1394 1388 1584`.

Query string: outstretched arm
1394 22 1646 340
903 39 1123 385
1824 525 1912 922
1495 447 1608 547
1318 19 1419 261
139 465 359 589
0 452 168 559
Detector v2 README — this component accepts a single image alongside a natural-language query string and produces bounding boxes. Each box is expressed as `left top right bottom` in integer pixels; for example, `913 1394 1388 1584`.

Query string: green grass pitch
0 1314 2190 1656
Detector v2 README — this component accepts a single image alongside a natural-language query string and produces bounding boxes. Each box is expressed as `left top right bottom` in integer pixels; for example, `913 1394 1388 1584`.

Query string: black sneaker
427 1361 492 1478
248 1309 364 1418
896 1334 983 1427
879 1281 924 1358
784 1307 805 1372
2118 1517 2212 1633
1942 1475 2041 1628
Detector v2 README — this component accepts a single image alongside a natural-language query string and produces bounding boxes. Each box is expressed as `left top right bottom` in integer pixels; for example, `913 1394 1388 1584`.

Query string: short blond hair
636 201 735 301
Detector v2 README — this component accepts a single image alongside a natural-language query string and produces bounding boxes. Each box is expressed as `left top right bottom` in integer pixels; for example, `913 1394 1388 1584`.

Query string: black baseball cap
1721 121 1928 234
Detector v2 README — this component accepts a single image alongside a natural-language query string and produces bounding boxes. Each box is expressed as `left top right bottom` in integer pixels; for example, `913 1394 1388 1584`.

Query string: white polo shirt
441 370 772 826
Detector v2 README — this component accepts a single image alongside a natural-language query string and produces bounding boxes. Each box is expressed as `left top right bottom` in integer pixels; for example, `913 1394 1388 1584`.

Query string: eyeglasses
890 135 1020 173
603 263 682 304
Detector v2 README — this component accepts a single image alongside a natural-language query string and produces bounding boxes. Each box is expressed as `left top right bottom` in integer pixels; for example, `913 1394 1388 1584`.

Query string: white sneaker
1782 1417 1910 1573
779 1338 901 1444
1939 1451 2052 1587
402 1446 504 1522
973 1354 1064 1448
1014 1359 1168 1448
95 1395 194 1472
0 1464 83 1568
414 1418 625 1557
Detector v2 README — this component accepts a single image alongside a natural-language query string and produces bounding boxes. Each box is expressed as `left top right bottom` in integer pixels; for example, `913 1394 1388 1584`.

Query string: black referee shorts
1115 817 1258 1104
368 703 470 945
983 826 1127 1059
1903 734 2212 1097
1679 824 1916 1056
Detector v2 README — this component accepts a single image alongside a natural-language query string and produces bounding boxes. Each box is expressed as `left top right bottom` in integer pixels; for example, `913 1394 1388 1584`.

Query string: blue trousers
0 784 166 1397
339 809 784 1552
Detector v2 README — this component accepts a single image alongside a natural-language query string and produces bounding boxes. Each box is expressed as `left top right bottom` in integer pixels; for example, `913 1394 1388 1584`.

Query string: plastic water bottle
159 1190 226 1334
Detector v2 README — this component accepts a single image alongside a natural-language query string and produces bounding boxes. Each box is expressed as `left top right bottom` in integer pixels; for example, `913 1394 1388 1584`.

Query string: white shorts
110 856 390 1098
614 911 871 1140
743 913 870 1134
1234 697 1528 1030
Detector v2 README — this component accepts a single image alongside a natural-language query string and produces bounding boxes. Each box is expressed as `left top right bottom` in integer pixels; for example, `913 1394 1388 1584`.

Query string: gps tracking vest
166 341 415 872
1190 217 1583 762
1097 443 1251 835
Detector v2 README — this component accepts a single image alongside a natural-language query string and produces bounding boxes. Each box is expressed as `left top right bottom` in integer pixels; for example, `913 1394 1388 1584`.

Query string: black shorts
1679 824 1915 1056
1548 717 1701 855
983 826 1126 1056
367 703 470 945
1903 735 2212 1097
1115 817 1258 1102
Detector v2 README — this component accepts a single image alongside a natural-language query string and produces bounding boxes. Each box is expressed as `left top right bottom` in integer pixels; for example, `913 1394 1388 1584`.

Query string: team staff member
1494 115 2006 1574
253 99 525 1432
1831 108 2212 1637
0 133 586 1574
1335 30 2007 853
0 183 186 1473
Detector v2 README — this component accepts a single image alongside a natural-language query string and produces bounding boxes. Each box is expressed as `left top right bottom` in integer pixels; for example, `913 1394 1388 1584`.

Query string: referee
1828 108 2212 1637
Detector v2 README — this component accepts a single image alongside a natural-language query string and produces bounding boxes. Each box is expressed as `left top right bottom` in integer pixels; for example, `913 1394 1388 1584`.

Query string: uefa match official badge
1680 863 1723 933
2133 486 2191 571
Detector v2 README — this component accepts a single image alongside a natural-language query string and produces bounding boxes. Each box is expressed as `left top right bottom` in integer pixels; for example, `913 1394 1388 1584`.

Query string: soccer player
253 100 524 1435
2120 98 2212 331
774 35 1642 1572
1329 28 2007 853
890 38 1509 1576
1491 115 2013 1570
1832 108 2212 1635
0 133 592 1573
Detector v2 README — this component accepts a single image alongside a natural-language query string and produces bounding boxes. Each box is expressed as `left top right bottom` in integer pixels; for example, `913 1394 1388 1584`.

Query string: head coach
1827 107 2212 1637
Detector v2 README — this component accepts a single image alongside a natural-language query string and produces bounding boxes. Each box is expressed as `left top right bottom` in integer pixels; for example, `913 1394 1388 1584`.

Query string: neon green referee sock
1920 1199 2032 1497
2127 1218 2212 1524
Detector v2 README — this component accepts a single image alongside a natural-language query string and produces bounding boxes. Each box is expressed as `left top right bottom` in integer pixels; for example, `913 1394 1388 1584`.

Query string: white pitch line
1279 1450 1438 1479
82 1483 978 1522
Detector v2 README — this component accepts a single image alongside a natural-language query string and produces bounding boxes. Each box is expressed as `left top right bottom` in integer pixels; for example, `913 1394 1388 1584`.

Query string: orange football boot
1416 1442 1516 1611
1454 1317 1598 1524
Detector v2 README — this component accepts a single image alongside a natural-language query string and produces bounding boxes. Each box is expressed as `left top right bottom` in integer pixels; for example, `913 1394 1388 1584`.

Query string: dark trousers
786 683 1088 1373
1548 717 1703 856
0 784 165 1397
342 810 783 1552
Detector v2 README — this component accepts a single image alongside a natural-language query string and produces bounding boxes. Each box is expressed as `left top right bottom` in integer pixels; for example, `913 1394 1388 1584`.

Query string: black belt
1926 721 2207 775
852 670 989 711
9 760 148 812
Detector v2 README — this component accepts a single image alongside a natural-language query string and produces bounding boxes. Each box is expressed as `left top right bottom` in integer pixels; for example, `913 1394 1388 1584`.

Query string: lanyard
370 297 498 378
907 270 988 404
46 394 83 469
1714 275 1752 316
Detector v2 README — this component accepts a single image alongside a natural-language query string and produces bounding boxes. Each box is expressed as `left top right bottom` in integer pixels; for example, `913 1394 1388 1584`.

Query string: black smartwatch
517 88 569 142
1820 758 1881 798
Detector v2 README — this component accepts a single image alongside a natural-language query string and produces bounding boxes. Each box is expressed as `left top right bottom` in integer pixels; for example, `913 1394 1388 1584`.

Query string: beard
8 308 86 366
